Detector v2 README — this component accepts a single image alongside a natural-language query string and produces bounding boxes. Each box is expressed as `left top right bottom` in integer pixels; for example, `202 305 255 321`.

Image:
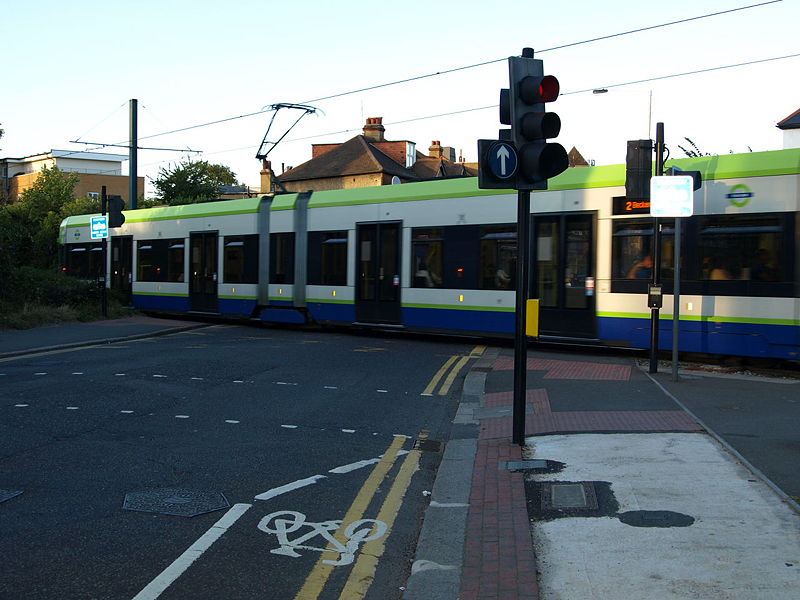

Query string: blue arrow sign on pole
488 142 517 179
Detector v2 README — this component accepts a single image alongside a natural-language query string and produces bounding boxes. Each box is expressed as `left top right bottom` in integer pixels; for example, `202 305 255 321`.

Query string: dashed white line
254 475 327 501
377 389 388 393
281 424 298 429
120 410 134 414
324 386 338 390
175 415 190 419
115 373 126 376
153 375 168 378
341 429 356 434
225 420 240 424
72 372 84 375
191 377 203 381
14 404 29 408
233 380 243 384
66 406 79 410
34 373 47 376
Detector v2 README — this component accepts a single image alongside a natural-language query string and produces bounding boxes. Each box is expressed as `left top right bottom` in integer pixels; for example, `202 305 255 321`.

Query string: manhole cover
541 482 598 510
0 490 23 504
123 488 230 517
617 510 695 528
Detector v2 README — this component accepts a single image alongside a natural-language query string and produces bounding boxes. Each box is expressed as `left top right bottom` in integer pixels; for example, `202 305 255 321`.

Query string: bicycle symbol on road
258 510 387 566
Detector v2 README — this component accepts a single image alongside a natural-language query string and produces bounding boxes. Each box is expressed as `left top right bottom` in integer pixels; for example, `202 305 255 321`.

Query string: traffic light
625 139 653 199
507 48 568 190
108 194 126 228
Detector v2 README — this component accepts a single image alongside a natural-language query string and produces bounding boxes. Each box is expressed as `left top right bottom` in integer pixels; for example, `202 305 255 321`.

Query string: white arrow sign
496 145 511 176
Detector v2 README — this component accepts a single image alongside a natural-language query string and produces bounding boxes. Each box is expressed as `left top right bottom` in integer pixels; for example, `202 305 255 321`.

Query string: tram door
190 232 218 313
356 222 402 324
110 236 132 305
532 213 596 338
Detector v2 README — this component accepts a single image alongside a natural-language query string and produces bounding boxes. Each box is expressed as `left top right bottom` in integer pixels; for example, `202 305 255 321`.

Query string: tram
59 148 800 360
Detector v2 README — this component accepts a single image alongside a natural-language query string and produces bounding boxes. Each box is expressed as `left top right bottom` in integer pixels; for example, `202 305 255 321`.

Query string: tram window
697 215 783 283
480 225 517 290
308 231 347 286
611 220 674 283
224 235 258 284
270 233 295 284
411 228 443 288
137 241 158 281
167 240 185 282
64 243 104 278
137 239 182 282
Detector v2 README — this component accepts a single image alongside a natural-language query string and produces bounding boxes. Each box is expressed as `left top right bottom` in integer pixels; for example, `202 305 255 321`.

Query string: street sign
91 215 109 240
488 141 517 179
650 175 694 217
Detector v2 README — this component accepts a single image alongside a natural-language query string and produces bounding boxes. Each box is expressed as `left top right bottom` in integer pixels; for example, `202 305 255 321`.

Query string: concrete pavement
405 347 800 600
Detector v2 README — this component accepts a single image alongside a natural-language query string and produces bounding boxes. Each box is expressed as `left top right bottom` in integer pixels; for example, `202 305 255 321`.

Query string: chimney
260 159 274 193
429 140 442 158
363 117 385 142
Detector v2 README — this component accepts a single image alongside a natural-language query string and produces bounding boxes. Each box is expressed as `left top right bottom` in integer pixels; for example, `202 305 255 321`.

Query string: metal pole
671 218 682 381
101 186 108 318
649 122 665 374
129 99 138 210
513 189 531 446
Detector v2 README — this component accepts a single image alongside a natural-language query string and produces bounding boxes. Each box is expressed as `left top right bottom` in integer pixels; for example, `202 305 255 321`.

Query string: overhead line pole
129 99 138 210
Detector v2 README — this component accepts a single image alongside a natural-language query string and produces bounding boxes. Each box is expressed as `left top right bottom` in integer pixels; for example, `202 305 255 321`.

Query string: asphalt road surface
0 325 480 600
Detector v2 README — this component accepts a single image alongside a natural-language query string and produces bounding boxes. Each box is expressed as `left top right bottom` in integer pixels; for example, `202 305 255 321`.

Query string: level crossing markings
292 435 407 600
422 345 486 396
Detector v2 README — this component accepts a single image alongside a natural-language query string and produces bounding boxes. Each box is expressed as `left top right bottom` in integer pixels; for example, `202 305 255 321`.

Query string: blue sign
487 142 517 180
91 215 109 240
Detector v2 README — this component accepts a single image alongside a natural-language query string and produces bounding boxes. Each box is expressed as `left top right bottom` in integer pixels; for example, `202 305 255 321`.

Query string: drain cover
505 460 549 471
0 490 23 504
123 488 230 517
414 439 442 453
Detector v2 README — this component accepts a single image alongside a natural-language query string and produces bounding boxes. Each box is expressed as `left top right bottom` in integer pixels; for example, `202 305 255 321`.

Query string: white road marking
120 410 134 414
66 406 79 410
131 503 252 600
115 373 126 376
72 372 84 375
281 425 298 429
276 381 298 386
225 420 240 424
341 429 356 434
377 389 388 393
323 386 338 390
175 415 190 419
328 450 410 474
420 393 434 397
190 377 203 381
15 404 29 407
153 375 168 378
34 372 47 376
255 475 327 501
233 380 244 384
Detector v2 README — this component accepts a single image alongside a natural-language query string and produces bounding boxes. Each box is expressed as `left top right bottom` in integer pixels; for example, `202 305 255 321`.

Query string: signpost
90 216 109 240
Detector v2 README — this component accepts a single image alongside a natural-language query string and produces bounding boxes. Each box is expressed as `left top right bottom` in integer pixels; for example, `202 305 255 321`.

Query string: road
0 325 481 600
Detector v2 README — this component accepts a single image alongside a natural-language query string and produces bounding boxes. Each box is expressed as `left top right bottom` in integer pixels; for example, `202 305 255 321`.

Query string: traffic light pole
100 186 108 318
649 122 665 374
512 189 531 446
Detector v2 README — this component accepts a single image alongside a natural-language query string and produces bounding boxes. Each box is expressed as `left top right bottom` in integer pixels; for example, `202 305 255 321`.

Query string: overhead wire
122 1 784 144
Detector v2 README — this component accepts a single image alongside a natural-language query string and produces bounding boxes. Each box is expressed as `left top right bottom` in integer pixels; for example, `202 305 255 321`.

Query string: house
0 149 144 204
777 108 800 149
264 117 477 193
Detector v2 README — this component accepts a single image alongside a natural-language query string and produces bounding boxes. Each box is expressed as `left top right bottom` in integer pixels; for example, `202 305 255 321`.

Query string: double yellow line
294 433 425 600
422 345 486 396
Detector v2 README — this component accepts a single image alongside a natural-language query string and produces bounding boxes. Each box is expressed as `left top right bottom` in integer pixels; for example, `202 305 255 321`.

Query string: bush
0 266 131 330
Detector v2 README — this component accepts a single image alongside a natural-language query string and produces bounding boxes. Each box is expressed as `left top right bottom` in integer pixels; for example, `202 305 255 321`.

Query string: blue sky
1 0 798 195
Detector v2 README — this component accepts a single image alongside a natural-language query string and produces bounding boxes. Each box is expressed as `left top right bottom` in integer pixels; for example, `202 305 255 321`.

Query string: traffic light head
508 52 568 189
108 195 126 228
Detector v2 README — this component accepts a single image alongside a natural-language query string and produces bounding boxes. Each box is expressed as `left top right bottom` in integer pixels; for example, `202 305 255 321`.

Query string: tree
153 159 239 205
2 166 80 270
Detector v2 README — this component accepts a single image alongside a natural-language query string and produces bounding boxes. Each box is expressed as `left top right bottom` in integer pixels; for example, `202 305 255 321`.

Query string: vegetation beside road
0 166 129 330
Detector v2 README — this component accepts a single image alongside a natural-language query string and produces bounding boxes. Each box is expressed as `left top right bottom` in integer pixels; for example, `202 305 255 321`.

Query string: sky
1 0 798 197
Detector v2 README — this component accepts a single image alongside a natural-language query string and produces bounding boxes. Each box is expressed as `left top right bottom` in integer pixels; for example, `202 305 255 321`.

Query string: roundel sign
487 141 518 180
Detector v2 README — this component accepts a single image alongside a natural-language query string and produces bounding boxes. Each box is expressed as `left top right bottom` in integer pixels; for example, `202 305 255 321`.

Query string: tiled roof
279 136 415 182
777 108 800 130
412 157 477 179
